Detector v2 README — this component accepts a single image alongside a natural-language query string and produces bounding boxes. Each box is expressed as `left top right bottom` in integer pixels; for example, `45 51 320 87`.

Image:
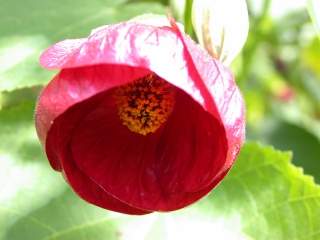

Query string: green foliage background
0 0 320 239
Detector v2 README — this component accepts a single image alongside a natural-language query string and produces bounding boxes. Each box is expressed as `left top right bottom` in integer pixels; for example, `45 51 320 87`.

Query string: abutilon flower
35 18 245 215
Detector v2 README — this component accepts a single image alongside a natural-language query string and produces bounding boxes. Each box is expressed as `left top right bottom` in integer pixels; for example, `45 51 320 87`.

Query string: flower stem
184 0 195 37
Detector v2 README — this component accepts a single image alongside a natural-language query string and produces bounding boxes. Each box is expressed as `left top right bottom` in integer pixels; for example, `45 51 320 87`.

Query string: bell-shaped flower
35 18 245 214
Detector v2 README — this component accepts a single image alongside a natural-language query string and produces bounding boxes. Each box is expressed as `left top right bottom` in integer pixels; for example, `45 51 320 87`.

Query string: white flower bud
169 0 186 21
192 0 249 65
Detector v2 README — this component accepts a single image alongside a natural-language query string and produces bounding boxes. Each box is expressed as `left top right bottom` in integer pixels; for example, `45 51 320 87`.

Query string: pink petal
40 39 86 69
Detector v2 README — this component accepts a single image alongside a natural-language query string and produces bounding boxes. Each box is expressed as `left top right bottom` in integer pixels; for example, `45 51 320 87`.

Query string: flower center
114 74 175 136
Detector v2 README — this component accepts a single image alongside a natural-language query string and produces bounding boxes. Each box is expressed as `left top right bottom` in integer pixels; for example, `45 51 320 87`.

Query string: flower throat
114 74 175 136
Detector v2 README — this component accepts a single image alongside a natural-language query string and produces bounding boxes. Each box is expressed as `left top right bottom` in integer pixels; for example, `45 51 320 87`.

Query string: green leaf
2 111 320 240
0 102 66 240
0 1 165 92
0 86 42 109
249 118 320 183
308 0 320 37
0 36 56 92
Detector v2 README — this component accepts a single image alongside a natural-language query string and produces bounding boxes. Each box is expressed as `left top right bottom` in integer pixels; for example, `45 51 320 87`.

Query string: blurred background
236 0 320 183
0 0 319 239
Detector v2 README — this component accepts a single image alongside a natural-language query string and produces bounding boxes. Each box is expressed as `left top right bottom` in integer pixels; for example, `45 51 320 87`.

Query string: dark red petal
47 89 151 215
69 86 227 211
35 65 151 147
168 18 245 176
180 35 245 176
62 148 151 215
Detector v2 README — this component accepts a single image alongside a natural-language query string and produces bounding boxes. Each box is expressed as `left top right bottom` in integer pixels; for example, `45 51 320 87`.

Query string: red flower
35 19 245 215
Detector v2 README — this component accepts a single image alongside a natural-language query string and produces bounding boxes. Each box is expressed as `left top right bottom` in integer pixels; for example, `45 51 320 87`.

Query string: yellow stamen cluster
114 74 175 135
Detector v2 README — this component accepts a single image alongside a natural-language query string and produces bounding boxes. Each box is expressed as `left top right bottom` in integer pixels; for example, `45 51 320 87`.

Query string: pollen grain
114 74 175 135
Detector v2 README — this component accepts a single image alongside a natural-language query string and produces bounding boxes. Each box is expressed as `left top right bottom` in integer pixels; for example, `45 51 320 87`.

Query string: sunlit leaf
250 117 320 183
2 124 320 240
0 0 165 92
0 102 65 240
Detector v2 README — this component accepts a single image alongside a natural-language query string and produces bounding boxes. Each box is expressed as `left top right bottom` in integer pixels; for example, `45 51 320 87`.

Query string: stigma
114 74 175 136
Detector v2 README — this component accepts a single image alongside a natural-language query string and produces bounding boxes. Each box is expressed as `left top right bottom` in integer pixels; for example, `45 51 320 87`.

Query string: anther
114 74 175 135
